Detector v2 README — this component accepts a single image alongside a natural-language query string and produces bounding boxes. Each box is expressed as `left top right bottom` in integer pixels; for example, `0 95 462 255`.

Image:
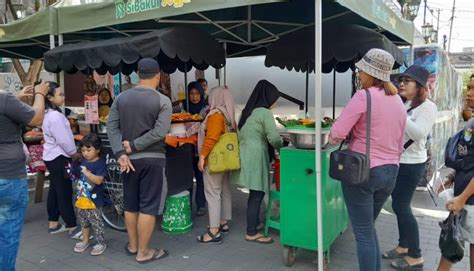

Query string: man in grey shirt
107 58 171 263
0 81 49 270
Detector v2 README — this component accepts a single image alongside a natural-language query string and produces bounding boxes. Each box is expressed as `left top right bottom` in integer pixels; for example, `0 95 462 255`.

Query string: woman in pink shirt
42 82 81 238
329 49 407 271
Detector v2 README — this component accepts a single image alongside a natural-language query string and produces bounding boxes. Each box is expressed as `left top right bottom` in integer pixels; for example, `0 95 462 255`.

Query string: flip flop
245 235 274 244
125 243 137 256
382 248 408 259
390 258 424 270
137 249 168 264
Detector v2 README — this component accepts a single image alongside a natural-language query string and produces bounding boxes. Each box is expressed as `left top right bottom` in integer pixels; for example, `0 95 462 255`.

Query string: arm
83 171 104 185
405 103 437 141
398 116 407 156
261 109 283 150
447 177 474 213
106 99 125 158
200 113 225 159
29 81 49 126
329 90 366 140
131 97 172 152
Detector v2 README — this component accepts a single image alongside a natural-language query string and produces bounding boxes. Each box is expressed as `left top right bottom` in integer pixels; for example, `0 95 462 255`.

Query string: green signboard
115 0 191 19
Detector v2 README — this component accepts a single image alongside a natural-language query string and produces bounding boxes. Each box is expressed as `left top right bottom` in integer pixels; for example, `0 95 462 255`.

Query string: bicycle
102 163 126 232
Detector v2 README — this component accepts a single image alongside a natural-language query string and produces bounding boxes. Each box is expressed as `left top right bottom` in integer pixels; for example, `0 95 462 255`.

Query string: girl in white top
384 65 437 270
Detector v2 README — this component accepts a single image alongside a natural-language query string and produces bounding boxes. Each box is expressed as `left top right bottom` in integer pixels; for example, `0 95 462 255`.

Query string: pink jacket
330 87 407 168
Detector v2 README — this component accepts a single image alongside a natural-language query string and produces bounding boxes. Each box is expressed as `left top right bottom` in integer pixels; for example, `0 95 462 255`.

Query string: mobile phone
33 80 42 87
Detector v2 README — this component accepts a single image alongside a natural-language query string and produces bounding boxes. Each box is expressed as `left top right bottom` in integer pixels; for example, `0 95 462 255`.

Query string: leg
45 160 60 226
0 179 28 271
437 257 453 271
246 190 265 236
136 213 156 260
391 164 425 260
342 182 377 271
122 161 142 253
90 209 105 245
193 156 206 210
125 211 139 252
220 173 232 223
76 209 91 244
203 169 223 229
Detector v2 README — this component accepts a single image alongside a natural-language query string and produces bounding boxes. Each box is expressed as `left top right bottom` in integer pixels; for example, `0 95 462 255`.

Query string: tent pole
184 63 189 110
118 72 123 93
305 61 309 116
332 69 336 119
314 1 324 271
58 34 65 97
224 42 227 86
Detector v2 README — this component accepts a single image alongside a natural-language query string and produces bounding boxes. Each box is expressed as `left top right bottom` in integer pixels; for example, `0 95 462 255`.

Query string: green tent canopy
0 0 414 59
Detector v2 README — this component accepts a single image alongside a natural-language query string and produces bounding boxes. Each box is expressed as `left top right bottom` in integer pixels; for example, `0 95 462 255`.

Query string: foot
220 223 230 234
196 207 206 216
245 233 273 244
49 224 67 234
91 243 107 256
197 230 222 244
68 227 82 240
391 257 424 270
383 247 408 259
125 242 137 256
74 241 90 253
136 249 168 263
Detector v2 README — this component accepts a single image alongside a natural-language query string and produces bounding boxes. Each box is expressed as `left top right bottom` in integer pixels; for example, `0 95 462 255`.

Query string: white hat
355 48 395 82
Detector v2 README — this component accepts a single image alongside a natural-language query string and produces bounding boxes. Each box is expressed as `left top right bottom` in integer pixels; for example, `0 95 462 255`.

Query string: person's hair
80 133 102 154
98 88 112 102
45 81 62 112
197 78 207 84
372 78 398 96
410 82 428 108
470 73 474 80
138 72 158 80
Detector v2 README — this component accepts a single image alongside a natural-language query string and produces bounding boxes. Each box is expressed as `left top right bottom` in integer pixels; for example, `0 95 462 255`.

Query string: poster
84 95 99 124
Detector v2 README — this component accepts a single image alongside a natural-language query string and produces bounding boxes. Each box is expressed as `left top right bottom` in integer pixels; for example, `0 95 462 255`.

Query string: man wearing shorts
107 58 171 264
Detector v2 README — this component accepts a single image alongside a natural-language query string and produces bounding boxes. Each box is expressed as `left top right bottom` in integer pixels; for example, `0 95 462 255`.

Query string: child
437 119 474 271
73 134 108 256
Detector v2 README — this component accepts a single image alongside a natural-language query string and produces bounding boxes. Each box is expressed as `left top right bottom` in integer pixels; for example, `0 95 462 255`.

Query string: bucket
161 190 193 234
274 159 281 192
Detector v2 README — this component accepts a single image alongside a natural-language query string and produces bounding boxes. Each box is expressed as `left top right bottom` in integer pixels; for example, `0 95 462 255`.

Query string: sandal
197 230 222 244
125 242 137 256
91 243 107 256
74 241 90 253
383 248 408 259
390 258 423 270
137 249 169 264
257 223 265 231
220 223 230 234
245 234 274 244
49 224 67 235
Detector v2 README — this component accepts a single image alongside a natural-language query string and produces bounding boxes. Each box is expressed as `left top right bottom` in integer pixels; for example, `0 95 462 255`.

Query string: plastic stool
161 190 193 234
264 190 280 236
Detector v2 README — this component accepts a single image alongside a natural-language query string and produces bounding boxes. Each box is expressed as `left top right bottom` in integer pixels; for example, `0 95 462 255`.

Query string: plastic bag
438 210 466 263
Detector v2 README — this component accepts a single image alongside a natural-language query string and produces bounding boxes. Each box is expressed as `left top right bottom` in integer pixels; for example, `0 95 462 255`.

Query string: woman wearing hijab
232 80 283 244
436 119 474 271
196 86 236 244
97 88 113 120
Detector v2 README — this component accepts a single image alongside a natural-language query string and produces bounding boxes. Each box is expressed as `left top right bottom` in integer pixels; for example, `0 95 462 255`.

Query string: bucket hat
355 48 395 82
399 65 429 87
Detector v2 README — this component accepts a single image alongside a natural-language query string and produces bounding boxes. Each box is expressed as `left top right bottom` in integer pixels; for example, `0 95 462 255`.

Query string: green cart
279 145 348 266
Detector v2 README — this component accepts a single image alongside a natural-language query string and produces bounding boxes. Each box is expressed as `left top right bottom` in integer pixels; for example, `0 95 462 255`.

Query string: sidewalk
17 183 470 271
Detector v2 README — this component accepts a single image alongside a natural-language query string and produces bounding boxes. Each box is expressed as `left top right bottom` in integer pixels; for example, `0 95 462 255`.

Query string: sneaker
74 241 90 253
49 224 67 235
69 227 83 240
91 243 107 256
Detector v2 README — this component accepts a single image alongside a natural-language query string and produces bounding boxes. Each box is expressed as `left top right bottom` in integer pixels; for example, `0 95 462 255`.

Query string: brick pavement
16 183 470 271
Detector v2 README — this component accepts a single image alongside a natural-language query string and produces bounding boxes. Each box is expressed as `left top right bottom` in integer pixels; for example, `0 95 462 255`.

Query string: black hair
470 74 474 80
138 72 159 80
45 81 62 112
197 78 208 84
80 133 103 153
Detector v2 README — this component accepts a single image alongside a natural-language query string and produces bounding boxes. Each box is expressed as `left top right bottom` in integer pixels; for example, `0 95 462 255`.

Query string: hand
72 152 82 162
436 178 453 195
122 141 132 154
81 166 90 176
198 156 205 172
446 196 466 214
16 85 34 101
118 154 135 173
34 80 49 97
328 134 343 145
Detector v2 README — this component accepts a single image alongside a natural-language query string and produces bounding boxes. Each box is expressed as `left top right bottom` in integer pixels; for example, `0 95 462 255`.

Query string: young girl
42 82 81 238
73 134 107 256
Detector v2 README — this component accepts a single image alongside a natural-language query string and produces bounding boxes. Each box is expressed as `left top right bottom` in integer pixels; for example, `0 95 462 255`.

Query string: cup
439 188 454 201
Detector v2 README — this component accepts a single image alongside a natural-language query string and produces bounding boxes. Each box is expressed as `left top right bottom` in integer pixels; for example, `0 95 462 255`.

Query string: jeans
0 179 28 271
192 156 206 209
342 164 399 271
246 190 265 236
45 156 77 228
392 163 426 259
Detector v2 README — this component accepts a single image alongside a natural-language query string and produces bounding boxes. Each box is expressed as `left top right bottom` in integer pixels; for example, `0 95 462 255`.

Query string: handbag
208 115 241 174
329 89 371 185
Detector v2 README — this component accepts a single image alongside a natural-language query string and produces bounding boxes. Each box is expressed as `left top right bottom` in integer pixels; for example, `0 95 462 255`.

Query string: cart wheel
282 246 296 266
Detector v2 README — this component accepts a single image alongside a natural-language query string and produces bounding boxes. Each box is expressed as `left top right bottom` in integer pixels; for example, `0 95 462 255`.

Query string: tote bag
208 116 240 174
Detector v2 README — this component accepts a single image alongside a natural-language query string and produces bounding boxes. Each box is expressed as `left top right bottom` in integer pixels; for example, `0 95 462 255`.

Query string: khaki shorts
461 205 474 244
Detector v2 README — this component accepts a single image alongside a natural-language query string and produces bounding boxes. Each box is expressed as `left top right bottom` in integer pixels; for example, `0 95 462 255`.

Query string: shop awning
44 26 226 74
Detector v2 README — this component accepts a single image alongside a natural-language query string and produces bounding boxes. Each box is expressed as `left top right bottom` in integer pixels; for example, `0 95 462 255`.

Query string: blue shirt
77 158 107 208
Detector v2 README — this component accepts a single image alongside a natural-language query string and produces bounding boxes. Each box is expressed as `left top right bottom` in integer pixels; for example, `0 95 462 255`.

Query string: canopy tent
0 0 414 59
44 26 226 75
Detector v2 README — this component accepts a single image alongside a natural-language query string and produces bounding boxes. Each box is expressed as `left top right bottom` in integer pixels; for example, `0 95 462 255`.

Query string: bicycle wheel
102 163 126 232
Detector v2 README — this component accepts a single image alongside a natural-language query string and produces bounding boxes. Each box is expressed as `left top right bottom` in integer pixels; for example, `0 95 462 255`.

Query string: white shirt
400 99 437 164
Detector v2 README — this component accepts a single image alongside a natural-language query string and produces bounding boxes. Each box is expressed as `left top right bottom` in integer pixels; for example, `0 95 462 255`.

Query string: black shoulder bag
329 89 371 185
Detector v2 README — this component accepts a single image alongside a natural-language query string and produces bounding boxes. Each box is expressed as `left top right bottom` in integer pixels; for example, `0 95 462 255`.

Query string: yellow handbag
208 117 240 174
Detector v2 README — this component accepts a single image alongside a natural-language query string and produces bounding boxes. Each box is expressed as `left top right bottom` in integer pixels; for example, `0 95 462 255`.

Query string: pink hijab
198 86 236 152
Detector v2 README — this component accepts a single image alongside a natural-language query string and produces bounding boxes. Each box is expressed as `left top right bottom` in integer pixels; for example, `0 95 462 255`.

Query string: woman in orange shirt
196 86 236 244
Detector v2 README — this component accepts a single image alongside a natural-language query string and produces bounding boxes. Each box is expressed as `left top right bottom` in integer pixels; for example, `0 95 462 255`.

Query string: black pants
45 155 77 228
192 156 206 209
391 162 426 259
247 190 265 236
